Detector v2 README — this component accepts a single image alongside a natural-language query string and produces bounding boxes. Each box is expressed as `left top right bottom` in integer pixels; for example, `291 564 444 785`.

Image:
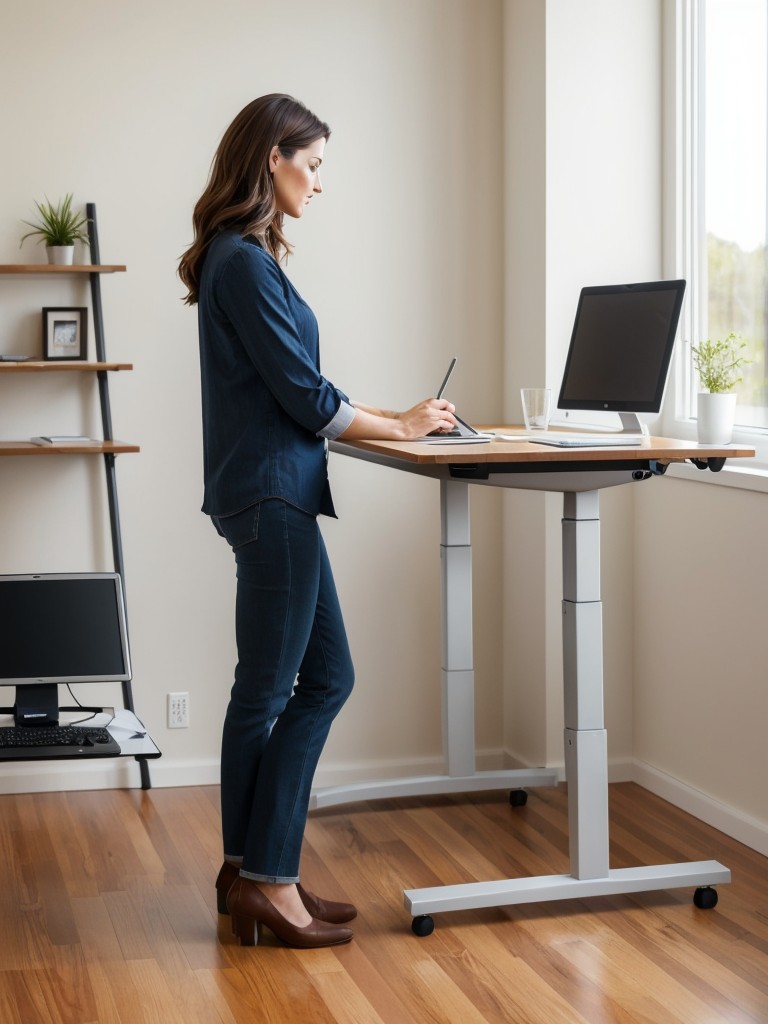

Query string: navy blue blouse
197 230 354 519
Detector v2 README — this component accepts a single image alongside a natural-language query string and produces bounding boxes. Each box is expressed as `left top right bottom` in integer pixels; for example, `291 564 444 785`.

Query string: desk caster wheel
411 915 435 937
693 886 718 909
509 789 528 807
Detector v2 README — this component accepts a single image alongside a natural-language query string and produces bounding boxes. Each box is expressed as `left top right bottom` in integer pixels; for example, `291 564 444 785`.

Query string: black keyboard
0 724 121 760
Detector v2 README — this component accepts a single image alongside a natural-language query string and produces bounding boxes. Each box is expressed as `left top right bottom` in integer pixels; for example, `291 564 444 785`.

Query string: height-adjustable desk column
562 490 609 879
439 480 474 777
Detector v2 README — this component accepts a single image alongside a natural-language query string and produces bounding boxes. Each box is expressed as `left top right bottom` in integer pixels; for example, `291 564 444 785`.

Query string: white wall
501 0 661 773
634 475 768 848
0 0 505 791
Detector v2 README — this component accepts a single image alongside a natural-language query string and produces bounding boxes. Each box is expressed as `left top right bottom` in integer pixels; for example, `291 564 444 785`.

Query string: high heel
226 877 354 949
215 862 356 922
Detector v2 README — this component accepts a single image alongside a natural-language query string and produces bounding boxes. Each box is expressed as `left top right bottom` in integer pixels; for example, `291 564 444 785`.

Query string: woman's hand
340 398 457 441
395 399 457 439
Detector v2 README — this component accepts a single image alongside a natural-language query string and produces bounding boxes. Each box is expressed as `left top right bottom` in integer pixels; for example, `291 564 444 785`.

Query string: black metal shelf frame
86 203 151 789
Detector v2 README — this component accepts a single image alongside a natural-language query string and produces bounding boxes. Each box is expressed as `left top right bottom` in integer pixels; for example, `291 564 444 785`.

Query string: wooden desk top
332 429 755 466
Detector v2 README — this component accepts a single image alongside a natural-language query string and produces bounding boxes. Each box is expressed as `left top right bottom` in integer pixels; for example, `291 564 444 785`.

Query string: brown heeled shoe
226 877 353 948
297 883 357 923
216 862 356 922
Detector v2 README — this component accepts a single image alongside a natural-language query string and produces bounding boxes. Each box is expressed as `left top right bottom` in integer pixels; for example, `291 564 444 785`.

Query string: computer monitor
557 279 686 433
0 572 131 726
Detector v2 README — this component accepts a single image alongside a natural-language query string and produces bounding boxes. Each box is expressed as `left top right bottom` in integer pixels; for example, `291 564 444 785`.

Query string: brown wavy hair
178 94 330 305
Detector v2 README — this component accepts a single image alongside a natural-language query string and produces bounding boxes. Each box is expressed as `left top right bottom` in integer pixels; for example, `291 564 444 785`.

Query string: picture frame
42 307 88 361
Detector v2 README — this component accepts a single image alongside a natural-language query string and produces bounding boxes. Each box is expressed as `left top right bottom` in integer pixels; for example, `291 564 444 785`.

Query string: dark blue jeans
213 498 354 882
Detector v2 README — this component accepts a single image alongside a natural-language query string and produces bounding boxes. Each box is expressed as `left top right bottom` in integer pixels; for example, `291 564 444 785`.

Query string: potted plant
691 332 750 444
19 194 91 265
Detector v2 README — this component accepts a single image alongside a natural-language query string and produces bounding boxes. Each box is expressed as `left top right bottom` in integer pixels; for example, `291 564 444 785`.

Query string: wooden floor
0 781 766 1024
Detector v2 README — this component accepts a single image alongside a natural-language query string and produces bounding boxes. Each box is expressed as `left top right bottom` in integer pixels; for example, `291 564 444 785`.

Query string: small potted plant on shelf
691 332 750 444
19 194 91 265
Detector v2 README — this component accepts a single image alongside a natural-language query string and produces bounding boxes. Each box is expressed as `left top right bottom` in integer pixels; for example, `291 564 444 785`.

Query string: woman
178 94 456 950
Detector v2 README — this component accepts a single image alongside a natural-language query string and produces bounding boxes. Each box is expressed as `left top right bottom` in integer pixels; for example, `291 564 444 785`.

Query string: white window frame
662 0 768 478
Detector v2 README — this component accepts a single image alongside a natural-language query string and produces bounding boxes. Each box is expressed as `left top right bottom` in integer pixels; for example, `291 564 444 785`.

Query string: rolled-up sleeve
318 399 355 440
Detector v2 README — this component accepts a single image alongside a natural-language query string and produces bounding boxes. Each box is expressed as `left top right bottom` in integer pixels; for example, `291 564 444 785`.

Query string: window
669 0 768 452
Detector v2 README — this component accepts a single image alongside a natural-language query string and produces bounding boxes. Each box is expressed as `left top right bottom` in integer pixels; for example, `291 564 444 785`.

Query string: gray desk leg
562 490 609 878
404 489 730 926
440 479 476 778
311 479 557 810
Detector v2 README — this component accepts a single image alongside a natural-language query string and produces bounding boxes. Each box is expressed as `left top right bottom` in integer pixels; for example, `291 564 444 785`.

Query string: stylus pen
436 357 457 399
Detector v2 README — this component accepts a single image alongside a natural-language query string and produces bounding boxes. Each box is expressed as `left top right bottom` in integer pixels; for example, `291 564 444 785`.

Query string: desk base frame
401 482 730 925
405 861 731 916
311 769 556 810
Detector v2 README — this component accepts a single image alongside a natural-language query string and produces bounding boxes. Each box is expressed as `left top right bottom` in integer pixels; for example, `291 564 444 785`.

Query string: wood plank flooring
0 781 766 1023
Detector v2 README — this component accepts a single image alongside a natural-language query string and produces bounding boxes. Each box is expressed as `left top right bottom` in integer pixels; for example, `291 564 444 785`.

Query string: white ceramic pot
46 245 75 265
697 392 737 444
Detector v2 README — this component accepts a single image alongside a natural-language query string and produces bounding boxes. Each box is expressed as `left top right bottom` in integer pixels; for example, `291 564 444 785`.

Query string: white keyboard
529 434 645 448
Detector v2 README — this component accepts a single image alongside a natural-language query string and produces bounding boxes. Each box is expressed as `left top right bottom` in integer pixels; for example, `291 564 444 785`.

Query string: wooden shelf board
0 440 139 456
0 264 126 274
0 361 132 372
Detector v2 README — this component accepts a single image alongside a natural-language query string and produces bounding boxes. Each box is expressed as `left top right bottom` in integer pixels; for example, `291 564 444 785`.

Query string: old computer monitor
0 572 131 726
557 279 686 433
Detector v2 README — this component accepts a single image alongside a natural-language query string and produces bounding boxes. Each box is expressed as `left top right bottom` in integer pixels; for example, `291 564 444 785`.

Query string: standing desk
322 430 754 934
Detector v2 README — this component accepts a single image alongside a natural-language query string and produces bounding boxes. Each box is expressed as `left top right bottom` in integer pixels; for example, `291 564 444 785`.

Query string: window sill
667 459 768 493
658 413 768 491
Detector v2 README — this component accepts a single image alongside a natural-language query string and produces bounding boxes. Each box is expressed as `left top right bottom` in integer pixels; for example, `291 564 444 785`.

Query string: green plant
691 332 750 393
19 194 91 249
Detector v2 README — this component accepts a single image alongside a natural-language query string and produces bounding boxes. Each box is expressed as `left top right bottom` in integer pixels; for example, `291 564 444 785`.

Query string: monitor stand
13 684 60 727
618 412 645 434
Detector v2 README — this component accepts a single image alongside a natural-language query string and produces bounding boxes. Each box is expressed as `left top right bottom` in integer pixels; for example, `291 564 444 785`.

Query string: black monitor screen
0 574 130 684
558 280 686 412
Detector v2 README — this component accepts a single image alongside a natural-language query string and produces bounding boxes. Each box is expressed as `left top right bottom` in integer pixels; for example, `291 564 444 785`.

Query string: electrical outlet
167 691 189 729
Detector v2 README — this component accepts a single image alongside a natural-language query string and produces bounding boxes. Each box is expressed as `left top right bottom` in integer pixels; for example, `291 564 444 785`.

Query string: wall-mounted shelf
0 264 126 274
0 361 132 373
0 440 139 456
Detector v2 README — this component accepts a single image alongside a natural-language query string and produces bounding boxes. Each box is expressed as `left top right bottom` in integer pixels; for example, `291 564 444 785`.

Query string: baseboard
631 759 768 858
0 749 517 797
0 757 221 795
